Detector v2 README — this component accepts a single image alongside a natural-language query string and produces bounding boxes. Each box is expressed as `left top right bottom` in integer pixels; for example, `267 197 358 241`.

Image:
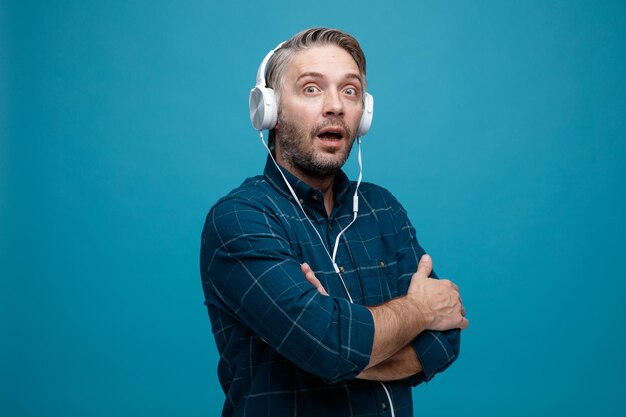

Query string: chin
313 155 349 172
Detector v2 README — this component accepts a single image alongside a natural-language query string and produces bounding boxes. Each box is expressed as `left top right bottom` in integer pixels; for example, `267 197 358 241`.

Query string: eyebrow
296 71 363 86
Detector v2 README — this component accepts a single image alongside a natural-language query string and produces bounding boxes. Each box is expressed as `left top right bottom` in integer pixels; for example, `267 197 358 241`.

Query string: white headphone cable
330 137 362 265
258 131 359 302
259 131 394 417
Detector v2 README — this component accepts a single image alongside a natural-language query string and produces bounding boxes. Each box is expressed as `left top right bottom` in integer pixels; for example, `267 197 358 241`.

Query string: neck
307 174 335 217
278 161 336 217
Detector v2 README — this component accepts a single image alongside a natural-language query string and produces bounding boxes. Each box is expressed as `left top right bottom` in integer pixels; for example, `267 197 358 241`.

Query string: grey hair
264 28 368 149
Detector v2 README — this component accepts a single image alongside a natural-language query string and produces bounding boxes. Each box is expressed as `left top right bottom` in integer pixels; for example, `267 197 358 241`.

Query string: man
200 27 468 417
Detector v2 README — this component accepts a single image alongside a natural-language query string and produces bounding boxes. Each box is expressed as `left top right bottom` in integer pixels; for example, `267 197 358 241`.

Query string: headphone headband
255 41 285 87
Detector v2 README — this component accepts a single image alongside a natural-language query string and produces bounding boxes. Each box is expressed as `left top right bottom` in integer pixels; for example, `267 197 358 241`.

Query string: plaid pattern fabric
200 157 460 416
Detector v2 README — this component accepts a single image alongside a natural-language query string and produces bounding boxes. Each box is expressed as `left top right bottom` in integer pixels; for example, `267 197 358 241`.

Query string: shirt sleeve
200 196 375 384
388 191 461 386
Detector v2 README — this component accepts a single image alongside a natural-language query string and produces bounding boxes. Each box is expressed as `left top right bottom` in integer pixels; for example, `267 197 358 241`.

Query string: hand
301 263 328 296
407 254 469 331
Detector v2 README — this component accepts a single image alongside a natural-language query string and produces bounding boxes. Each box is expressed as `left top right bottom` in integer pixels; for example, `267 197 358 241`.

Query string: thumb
408 254 433 294
415 254 433 278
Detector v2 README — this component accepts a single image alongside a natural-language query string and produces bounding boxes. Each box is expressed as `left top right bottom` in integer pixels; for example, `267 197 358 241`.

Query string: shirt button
379 261 385 268
381 402 387 410
299 198 305 204
338 266 345 273
311 194 319 201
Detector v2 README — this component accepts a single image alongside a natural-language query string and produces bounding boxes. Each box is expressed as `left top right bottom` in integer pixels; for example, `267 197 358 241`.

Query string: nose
323 90 344 117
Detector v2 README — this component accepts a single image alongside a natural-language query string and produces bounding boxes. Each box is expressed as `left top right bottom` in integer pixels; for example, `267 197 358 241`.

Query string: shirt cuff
407 329 459 386
342 301 376 376
314 300 375 383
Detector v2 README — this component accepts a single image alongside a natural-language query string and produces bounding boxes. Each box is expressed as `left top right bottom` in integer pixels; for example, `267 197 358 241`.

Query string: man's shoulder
207 174 284 219
356 181 402 207
217 174 267 201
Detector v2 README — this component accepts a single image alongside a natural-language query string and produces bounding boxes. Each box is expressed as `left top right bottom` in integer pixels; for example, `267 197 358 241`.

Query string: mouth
316 126 346 141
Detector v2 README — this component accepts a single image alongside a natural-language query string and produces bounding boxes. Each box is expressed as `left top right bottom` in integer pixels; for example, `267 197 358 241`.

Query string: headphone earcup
249 86 278 131
356 92 374 137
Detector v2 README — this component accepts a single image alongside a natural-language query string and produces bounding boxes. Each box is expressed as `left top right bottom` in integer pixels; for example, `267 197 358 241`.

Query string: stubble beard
274 114 355 179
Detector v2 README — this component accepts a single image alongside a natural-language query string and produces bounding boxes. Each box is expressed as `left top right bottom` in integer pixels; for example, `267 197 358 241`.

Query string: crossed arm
204 195 466 384
301 255 468 382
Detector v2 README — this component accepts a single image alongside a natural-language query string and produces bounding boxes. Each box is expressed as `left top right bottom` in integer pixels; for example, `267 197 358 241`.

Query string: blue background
2 1 625 416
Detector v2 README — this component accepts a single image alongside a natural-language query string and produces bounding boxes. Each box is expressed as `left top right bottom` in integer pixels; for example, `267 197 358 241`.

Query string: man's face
274 45 364 179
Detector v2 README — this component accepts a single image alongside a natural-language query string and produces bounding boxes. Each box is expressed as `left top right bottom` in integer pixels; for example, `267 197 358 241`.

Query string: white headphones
249 42 374 137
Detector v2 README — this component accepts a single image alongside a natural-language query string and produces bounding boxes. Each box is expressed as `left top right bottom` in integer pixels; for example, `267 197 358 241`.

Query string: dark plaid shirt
200 157 460 416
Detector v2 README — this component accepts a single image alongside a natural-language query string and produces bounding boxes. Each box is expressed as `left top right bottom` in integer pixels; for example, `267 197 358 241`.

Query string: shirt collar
263 156 353 211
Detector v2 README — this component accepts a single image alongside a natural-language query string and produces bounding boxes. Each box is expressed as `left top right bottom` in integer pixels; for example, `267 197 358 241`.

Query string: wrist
407 294 433 334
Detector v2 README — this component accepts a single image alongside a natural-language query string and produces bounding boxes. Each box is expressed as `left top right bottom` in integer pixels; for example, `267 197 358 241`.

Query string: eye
304 85 320 94
343 87 358 96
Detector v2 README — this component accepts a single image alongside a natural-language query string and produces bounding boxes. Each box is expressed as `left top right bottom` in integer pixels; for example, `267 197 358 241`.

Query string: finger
309 276 329 296
407 275 420 293
301 262 312 275
301 263 329 296
415 254 433 278
459 317 469 330
440 279 459 292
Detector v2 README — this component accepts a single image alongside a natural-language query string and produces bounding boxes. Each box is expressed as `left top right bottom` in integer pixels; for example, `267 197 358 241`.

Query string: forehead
285 45 360 81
